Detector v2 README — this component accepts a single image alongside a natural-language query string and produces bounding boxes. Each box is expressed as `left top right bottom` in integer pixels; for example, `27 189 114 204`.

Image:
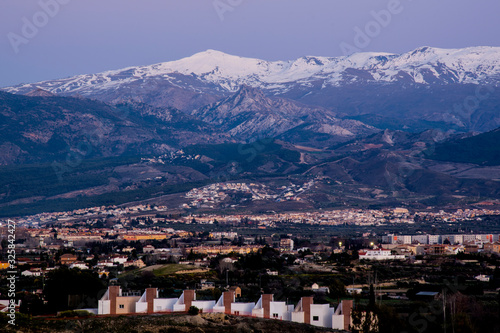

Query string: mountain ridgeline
5 46 500 132
1 46 500 215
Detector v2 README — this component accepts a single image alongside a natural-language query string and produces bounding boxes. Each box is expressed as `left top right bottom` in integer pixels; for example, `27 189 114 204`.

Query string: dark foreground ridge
1 312 338 333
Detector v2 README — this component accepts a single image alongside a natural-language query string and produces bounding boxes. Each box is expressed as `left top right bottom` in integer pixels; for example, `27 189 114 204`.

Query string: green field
119 264 202 278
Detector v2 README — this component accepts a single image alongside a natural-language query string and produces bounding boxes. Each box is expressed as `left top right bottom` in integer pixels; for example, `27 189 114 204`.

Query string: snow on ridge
4 46 500 95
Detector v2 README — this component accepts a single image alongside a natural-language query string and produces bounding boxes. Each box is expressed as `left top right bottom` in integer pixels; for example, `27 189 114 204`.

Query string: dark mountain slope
0 91 225 164
429 127 500 165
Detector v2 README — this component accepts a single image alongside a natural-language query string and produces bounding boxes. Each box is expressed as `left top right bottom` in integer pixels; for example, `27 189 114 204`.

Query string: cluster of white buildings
184 181 317 208
209 231 238 240
10 202 500 230
185 182 277 208
11 204 169 227
96 286 355 331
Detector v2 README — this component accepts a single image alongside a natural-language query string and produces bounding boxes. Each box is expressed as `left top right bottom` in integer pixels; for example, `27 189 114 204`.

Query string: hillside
429 128 500 165
0 91 226 165
1 313 337 333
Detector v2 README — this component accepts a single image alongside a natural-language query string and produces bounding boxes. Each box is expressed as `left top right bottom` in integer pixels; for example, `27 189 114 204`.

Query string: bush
187 306 199 316
57 310 94 318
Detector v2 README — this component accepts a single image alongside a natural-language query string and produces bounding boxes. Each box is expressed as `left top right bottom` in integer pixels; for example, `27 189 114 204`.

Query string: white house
252 294 293 320
310 303 336 328
21 269 42 277
290 296 340 329
111 256 128 264
359 248 405 260
474 274 491 282
69 262 88 270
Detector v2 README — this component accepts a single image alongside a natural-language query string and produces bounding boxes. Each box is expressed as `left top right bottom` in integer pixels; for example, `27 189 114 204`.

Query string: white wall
310 304 334 328
173 292 188 312
291 311 304 323
428 235 441 244
251 297 264 318
135 302 148 313
98 300 110 315
213 295 226 313
252 308 264 318
269 301 288 320
154 298 178 312
231 302 255 316
402 236 412 244
332 315 345 330
192 300 216 312
135 291 148 313
213 305 226 313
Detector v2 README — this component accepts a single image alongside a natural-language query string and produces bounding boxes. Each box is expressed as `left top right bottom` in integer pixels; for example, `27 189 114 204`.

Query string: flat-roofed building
98 286 141 315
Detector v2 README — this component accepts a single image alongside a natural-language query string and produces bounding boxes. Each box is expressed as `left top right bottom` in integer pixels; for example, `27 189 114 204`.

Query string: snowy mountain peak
180 49 244 63
4 46 500 98
194 49 228 56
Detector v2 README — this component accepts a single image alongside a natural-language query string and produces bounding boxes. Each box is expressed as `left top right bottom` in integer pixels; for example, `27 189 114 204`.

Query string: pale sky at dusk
1 0 499 87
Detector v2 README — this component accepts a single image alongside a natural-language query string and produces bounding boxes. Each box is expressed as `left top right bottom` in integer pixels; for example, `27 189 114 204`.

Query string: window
273 313 279 318
234 311 240 315
313 316 319 321
119 304 124 309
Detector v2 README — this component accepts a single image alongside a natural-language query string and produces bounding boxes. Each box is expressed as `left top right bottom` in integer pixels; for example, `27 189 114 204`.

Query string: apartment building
97 286 357 331
411 235 428 244
484 242 500 253
384 233 500 245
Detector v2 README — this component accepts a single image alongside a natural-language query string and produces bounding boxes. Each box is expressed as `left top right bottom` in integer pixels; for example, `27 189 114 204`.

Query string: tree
369 284 375 310
44 267 106 312
328 279 346 299
351 307 379 333
19 293 45 315
1 239 8 252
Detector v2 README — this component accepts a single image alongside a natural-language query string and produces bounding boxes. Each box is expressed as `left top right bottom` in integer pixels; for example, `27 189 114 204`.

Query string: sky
1 0 499 87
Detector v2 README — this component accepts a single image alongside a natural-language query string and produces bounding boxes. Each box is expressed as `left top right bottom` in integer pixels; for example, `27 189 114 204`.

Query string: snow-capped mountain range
4 46 500 133
5 46 500 98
